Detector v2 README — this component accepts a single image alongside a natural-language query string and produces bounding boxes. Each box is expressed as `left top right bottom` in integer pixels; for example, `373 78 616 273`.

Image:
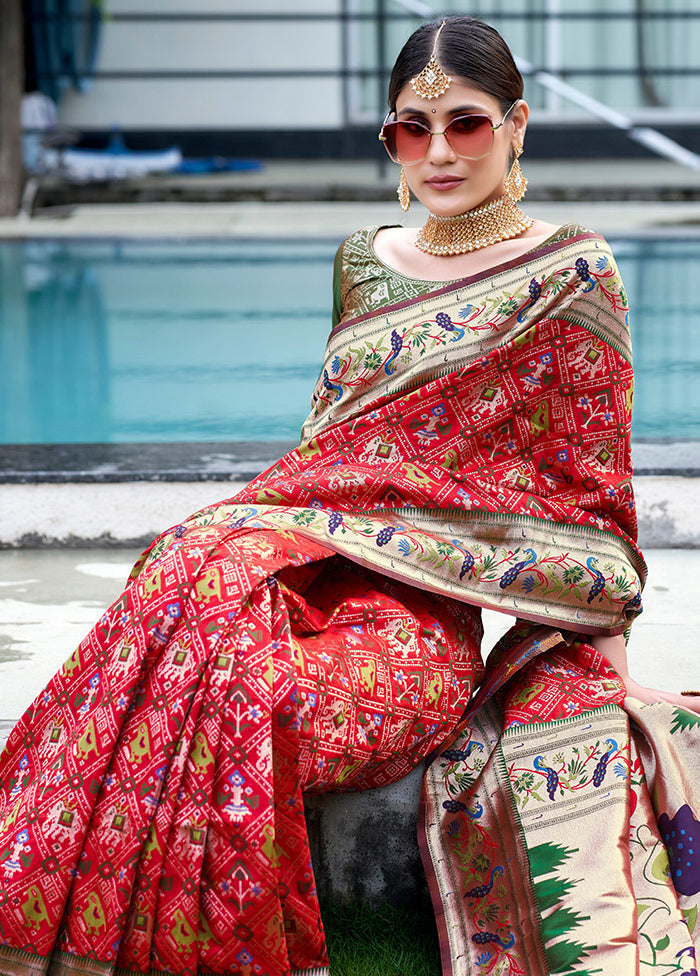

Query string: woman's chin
415 188 497 218
416 197 473 217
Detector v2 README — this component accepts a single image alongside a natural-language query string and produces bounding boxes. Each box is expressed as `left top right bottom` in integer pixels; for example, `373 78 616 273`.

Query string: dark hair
387 16 523 114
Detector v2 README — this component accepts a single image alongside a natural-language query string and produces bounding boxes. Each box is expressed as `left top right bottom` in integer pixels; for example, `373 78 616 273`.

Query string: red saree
0 226 697 976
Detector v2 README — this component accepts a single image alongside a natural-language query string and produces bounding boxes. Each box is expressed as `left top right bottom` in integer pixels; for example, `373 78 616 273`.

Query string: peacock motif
442 798 467 814
441 741 483 762
459 550 475 580
622 591 642 615
534 755 560 800
442 797 483 819
384 329 403 374
464 865 504 898
517 277 543 322
471 930 515 949
322 369 343 402
592 739 618 787
499 548 537 589
586 556 606 603
435 311 465 340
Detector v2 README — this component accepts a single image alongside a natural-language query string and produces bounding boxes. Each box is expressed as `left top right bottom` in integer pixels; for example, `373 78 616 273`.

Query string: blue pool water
0 235 698 443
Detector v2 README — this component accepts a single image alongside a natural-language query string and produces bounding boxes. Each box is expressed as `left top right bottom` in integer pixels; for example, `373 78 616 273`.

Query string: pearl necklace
415 195 534 256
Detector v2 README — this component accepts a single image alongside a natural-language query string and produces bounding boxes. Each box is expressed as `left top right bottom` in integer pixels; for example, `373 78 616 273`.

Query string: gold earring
398 168 411 212
504 145 527 201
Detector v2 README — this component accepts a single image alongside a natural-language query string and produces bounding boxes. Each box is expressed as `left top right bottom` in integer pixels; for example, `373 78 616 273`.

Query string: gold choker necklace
415 196 534 256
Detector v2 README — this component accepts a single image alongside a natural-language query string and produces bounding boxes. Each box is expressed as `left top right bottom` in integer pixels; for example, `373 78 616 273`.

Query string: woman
0 16 697 976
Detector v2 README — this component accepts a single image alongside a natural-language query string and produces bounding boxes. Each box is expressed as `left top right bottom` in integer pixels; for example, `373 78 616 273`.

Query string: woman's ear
511 99 529 146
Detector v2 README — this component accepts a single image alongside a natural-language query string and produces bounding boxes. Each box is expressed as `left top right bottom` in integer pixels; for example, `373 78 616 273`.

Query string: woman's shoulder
540 222 623 271
542 222 604 245
548 222 619 253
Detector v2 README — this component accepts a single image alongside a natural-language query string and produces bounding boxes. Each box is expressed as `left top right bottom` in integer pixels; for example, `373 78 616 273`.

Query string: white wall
57 0 344 130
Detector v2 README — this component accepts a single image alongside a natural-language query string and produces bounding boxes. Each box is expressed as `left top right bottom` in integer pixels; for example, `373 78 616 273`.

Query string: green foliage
529 842 576 876
454 771 477 793
528 842 593 973
548 941 597 974
322 900 441 976
292 511 316 526
682 905 698 934
541 906 590 944
670 707 700 735
530 874 577 913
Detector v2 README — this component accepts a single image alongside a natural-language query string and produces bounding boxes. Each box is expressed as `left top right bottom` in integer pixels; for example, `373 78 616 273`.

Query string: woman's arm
591 633 700 713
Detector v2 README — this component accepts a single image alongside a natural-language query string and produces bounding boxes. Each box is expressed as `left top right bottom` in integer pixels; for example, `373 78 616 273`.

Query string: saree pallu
0 226 697 975
421 629 700 975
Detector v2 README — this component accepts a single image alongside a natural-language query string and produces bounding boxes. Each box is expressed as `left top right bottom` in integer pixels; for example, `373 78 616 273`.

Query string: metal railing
24 4 700 162
26 6 700 102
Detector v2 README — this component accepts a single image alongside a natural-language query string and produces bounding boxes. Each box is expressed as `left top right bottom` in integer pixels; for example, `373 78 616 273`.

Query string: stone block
304 763 431 910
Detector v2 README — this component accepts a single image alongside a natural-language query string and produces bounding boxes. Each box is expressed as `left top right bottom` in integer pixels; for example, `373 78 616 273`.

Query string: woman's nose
426 129 457 163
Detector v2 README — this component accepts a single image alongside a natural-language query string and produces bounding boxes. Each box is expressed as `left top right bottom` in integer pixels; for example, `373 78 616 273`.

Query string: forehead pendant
410 21 452 100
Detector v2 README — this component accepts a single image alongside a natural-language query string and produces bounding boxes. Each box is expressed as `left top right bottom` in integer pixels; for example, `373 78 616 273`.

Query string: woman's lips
425 176 464 190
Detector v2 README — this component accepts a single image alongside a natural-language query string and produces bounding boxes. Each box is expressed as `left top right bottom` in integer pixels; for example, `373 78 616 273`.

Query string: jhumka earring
410 21 452 100
504 145 528 201
398 168 411 212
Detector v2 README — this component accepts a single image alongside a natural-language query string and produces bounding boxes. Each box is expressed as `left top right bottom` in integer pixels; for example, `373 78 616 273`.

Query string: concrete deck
3 195 700 242
2 158 700 238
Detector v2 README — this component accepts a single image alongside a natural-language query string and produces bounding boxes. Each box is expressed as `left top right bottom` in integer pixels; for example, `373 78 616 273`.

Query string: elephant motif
426 671 444 706
358 659 377 695
511 681 545 707
61 646 82 678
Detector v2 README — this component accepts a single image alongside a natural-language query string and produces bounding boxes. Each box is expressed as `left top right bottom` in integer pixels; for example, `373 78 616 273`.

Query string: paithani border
419 703 638 976
188 502 645 635
498 704 631 835
419 699 551 976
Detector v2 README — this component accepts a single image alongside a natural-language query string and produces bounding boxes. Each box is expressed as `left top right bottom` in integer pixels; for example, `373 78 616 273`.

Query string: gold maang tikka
410 21 452 100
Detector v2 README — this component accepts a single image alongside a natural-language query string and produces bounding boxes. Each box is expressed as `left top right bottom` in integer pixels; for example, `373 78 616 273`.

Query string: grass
322 900 442 976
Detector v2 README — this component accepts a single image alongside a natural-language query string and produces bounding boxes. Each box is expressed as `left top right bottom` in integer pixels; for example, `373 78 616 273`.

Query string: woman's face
393 78 528 217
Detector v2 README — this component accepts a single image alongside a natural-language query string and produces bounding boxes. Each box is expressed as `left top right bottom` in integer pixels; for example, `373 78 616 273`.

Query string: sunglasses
378 102 517 165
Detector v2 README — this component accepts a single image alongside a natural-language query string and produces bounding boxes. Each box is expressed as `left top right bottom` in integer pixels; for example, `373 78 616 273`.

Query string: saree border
330 227 604 338
212 502 644 635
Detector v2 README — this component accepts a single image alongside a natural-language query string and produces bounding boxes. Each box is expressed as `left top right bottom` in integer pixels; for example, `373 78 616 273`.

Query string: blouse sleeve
331 239 345 331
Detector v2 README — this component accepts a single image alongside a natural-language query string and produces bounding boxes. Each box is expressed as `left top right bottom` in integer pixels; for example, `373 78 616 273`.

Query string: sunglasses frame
378 101 518 165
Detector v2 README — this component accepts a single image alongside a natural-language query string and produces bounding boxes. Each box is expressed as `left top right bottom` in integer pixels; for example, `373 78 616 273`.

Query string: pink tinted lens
383 120 431 163
444 115 494 159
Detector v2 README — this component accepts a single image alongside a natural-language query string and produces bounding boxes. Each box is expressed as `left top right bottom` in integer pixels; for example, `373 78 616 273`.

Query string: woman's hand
591 633 700 715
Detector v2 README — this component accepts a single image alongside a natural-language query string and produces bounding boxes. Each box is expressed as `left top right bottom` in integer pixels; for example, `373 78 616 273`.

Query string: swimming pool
0 235 698 444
